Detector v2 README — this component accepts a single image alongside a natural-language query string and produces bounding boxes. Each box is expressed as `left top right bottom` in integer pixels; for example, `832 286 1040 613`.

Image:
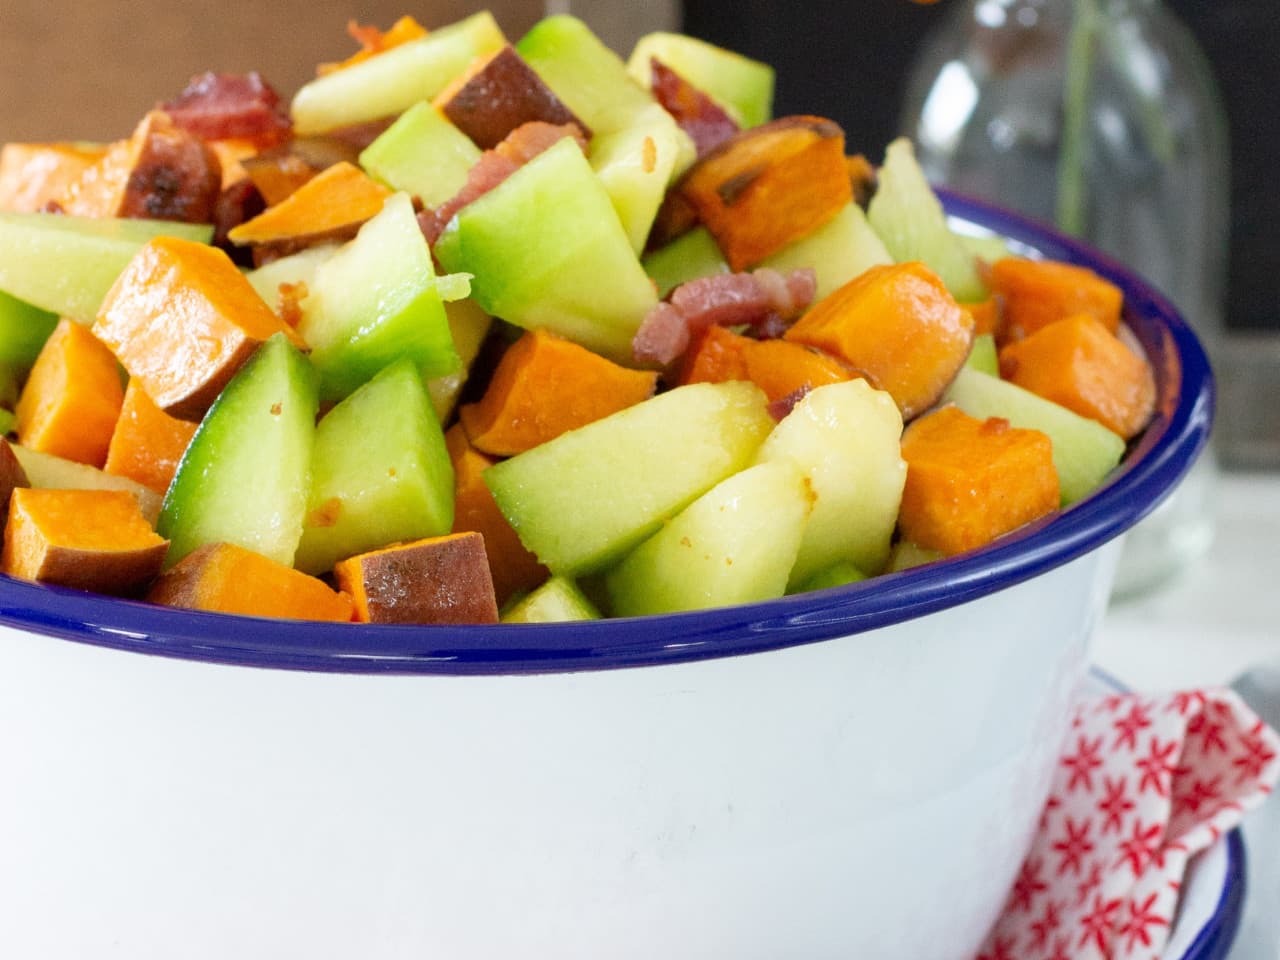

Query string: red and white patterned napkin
976 688 1280 960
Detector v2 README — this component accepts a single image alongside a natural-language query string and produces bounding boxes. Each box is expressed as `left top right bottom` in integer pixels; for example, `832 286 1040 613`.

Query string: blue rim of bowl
0 191 1214 675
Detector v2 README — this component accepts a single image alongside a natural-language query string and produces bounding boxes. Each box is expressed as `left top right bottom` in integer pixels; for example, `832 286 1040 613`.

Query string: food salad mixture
0 10 1156 625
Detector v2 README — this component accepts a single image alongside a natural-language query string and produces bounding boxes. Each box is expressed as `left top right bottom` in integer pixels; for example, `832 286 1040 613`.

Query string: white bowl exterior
0 542 1118 959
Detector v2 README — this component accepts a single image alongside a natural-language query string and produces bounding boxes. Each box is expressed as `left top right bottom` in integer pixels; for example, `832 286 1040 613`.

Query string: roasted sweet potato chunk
986 257 1124 343
226 160 391 248
437 45 589 149
2 487 168 595
784 261 974 419
898 405 1059 556
0 142 106 213
104 380 200 494
0 438 30 529
147 541 355 621
94 236 307 421
674 115 851 270
680 325 851 403
334 531 500 625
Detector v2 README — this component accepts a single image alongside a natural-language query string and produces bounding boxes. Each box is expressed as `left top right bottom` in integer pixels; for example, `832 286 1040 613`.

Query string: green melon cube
359 102 482 208
759 202 892 302
642 226 729 298
627 32 774 128
501 576 601 623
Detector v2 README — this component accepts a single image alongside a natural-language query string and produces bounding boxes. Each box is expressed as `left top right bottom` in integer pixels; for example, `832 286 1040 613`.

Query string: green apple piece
245 243 340 308
0 211 212 322
158 333 318 569
433 137 656 363
517 15 655 134
790 560 867 595
501 576 601 623
627 32 775 128
359 102 482 208
759 202 892 301
299 192 466 404
485 381 773 577
427 298 493 423
887 540 945 573
867 138 987 302
642 226 729 298
756 379 906 584
944 366 1126 505
294 359 453 575
0 289 58 370
11 444 162 525
290 12 506 135
605 460 811 617
965 332 999 376
592 103 696 254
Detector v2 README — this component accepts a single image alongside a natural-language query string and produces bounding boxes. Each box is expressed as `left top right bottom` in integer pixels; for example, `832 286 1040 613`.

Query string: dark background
682 0 1278 333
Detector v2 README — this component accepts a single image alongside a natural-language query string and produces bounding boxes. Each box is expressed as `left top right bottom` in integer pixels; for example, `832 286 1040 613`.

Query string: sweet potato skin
335 531 500 625
2 487 168 595
897 404 1059 556
784 261 973 420
0 437 30 529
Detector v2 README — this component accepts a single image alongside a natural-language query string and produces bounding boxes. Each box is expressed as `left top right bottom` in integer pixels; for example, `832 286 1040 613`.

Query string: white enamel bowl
0 193 1212 959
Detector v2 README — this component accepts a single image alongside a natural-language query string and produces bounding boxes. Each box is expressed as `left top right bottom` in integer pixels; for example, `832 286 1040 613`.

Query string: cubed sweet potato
897 404 1059 556
226 160 391 248
680 325 851 403
104 380 200 494
146 541 355 621
2 487 168 594
784 261 974 419
0 142 107 213
986 257 1124 343
998 313 1156 439
675 115 852 270
317 16 429 75
0 437 30 529
334 531 500 625
94 236 307 421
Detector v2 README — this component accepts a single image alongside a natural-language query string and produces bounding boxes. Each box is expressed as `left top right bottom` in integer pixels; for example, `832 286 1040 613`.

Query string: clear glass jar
901 0 1228 598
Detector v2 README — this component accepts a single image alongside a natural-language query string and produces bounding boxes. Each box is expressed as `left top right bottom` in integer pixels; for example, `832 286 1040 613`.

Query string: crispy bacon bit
161 72 292 147
767 386 811 422
632 267 818 366
317 16 429 76
277 281 309 329
649 58 740 158
420 121 587 246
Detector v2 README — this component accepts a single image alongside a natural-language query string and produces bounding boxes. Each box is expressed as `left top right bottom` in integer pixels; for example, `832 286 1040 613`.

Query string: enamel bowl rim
0 190 1214 675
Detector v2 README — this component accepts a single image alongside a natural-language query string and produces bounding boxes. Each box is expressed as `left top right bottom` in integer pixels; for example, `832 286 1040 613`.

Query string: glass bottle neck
974 0 1158 22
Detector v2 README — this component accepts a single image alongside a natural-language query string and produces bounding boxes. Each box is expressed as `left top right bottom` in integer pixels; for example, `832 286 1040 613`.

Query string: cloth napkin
976 688 1280 960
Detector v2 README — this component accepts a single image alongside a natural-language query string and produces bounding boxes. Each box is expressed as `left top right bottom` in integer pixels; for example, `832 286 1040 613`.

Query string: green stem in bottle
1057 0 1100 236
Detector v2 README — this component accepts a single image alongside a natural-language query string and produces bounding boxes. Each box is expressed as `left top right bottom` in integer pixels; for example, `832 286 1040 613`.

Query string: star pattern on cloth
975 687 1280 960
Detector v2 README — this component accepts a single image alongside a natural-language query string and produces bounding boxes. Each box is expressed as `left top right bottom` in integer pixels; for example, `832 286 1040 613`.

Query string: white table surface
1095 468 1280 959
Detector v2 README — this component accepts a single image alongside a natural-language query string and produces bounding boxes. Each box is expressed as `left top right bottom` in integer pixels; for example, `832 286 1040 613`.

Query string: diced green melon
755 379 906 584
790 560 867 594
299 192 465 404
517 15 655 134
427 298 493 423
956 230 1013 264
485 381 774 577
290 12 507 134
591 102 696 254
944 366 1126 505
0 407 14 436
501 576 601 623
605 460 811 616
294 359 453 575
158 334 318 568
758 202 892 301
0 212 212 322
965 332 999 376
887 540 945 573
433 137 656 363
244 243 340 307
11 444 162 525
359 102 482 208
0 289 58 370
627 32 774 128
642 226 728 297
867 138 987 302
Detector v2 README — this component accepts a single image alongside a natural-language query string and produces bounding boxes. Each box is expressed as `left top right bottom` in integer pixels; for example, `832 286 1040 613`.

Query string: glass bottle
900 0 1228 598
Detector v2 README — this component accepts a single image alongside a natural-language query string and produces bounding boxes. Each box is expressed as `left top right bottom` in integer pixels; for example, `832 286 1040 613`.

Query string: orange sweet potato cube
676 116 852 270
147 541 355 622
334 531 500 625
680 325 851 403
3 487 168 595
0 437 30 529
986 257 1124 343
16 318 125 467
897 405 1059 556
94 236 307 421
104 380 200 494
784 261 974 419
999 314 1156 439
226 160 391 247
0 141 107 213
459 329 658 457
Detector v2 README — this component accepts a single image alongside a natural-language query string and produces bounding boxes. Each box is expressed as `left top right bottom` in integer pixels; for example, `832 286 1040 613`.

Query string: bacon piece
632 267 819 366
160 72 292 148
649 58 740 158
212 178 265 264
767 386 811 422
420 121 587 246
